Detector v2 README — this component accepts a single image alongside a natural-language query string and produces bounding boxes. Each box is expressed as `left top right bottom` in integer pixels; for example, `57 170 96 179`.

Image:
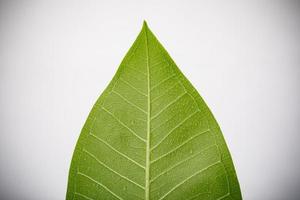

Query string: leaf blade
66 22 242 200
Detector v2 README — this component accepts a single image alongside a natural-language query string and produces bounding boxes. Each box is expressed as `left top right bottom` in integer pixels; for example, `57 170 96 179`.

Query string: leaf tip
143 20 148 29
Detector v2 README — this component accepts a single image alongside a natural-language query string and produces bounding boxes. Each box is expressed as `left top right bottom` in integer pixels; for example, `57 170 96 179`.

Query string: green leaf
66 21 242 200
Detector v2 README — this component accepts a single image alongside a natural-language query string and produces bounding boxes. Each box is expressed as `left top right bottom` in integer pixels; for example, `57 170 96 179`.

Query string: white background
1 0 300 199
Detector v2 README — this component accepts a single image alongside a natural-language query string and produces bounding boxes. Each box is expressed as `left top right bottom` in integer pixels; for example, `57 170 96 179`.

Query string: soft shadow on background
0 0 299 199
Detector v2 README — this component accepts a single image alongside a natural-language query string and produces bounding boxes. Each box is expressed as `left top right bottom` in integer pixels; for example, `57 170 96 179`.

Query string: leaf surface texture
66 22 242 200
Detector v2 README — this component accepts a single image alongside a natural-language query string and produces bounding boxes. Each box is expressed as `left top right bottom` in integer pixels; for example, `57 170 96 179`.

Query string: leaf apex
142 20 148 29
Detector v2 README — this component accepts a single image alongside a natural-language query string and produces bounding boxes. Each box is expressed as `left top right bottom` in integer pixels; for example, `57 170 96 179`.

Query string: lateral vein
119 77 147 96
89 133 145 169
150 82 181 103
150 144 217 183
83 148 145 189
112 90 147 114
151 92 187 120
77 171 123 200
101 106 146 142
150 74 176 91
151 128 210 163
158 161 221 200
151 110 200 151
74 192 95 200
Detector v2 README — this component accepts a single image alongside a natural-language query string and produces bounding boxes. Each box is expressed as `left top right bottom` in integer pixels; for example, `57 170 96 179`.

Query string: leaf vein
151 128 210 163
74 192 95 200
119 78 147 96
150 82 181 103
158 161 222 200
125 64 147 76
151 92 187 120
145 24 151 200
112 90 147 114
101 107 146 142
83 148 145 189
216 193 230 200
150 144 217 183
89 133 145 169
150 74 176 91
77 171 123 200
151 110 199 151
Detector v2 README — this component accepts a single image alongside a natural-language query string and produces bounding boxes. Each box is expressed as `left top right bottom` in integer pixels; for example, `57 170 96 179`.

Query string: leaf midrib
145 24 151 200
